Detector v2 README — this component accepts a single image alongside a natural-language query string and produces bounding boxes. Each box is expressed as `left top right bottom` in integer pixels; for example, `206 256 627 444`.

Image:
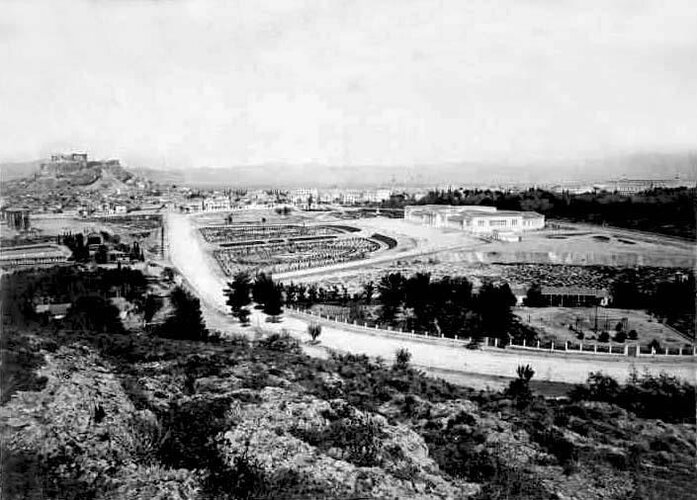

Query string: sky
1 0 696 173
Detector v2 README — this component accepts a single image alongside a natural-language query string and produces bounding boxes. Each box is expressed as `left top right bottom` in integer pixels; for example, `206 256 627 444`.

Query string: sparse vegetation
2 266 695 499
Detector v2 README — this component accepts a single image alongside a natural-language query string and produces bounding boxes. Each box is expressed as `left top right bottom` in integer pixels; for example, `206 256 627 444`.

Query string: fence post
565 341 568 351
594 344 597 354
664 347 669 356
536 340 540 349
651 347 656 355
579 342 583 352
550 341 554 352
693 345 696 356
494 338 499 347
522 338 526 347
679 347 682 356
624 344 629 356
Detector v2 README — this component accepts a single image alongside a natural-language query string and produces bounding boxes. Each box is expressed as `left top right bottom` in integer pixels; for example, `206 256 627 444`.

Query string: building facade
405 205 545 235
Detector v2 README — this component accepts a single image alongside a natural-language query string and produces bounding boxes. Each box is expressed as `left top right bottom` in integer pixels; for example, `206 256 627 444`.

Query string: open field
515 306 692 347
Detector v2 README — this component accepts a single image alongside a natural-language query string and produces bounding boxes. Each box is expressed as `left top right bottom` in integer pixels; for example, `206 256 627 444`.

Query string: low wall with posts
286 306 697 358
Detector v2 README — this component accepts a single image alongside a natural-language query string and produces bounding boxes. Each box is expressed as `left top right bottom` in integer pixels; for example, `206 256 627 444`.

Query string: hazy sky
1 0 696 169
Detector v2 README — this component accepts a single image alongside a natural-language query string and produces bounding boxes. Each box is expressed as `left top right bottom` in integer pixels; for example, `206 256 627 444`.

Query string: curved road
165 212 696 386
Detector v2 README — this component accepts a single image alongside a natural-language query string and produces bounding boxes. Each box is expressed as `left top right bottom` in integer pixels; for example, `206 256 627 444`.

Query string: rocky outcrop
220 387 479 499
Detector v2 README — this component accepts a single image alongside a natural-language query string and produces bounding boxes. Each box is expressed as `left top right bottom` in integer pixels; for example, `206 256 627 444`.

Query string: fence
286 306 697 358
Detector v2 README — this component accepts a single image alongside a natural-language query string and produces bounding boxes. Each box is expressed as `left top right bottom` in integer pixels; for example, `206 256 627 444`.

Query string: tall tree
158 286 207 340
225 271 252 325
263 284 284 321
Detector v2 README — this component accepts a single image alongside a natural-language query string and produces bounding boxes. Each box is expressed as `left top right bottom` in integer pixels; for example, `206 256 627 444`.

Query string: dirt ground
515 306 692 347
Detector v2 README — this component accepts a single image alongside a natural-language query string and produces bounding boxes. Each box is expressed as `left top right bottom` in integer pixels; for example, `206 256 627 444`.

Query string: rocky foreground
2 328 695 499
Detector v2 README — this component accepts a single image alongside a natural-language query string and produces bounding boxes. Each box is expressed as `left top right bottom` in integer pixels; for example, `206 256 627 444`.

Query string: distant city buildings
405 205 545 237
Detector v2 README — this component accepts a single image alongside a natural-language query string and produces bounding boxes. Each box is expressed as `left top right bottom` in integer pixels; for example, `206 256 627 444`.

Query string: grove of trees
399 187 696 239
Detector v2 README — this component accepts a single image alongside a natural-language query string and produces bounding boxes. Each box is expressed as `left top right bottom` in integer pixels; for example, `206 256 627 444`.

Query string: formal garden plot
214 237 381 276
200 224 349 244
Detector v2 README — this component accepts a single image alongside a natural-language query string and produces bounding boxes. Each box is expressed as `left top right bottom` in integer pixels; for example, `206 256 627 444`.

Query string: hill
0 156 152 210
2 266 695 499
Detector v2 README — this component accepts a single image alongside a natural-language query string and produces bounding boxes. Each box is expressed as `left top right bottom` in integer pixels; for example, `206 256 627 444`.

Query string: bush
308 323 322 342
570 371 695 423
628 329 638 340
614 330 627 343
598 331 610 343
394 348 412 370
506 364 535 404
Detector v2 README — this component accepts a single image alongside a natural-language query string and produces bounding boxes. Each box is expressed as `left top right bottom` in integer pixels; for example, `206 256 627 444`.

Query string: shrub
308 323 322 342
628 329 638 340
569 371 695 423
614 330 627 343
598 331 610 342
394 348 412 370
506 364 535 403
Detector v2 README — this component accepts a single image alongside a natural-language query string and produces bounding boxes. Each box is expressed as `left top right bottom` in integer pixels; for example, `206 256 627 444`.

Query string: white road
166 212 696 386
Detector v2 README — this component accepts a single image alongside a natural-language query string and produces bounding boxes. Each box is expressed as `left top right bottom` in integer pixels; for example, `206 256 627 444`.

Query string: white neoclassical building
405 204 545 237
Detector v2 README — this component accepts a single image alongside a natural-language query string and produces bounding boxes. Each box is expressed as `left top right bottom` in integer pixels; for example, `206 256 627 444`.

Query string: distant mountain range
2 151 695 189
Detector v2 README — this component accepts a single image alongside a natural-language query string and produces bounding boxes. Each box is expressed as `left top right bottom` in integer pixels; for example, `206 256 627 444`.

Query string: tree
263 284 283 321
378 273 406 323
252 272 275 308
308 323 322 342
158 286 207 340
225 272 252 324
95 244 109 264
64 295 124 334
524 283 544 307
477 282 517 338
362 281 375 305
143 294 162 323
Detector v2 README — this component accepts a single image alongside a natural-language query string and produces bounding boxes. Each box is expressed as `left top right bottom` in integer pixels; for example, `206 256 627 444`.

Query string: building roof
540 286 609 298
521 211 544 218
0 244 72 261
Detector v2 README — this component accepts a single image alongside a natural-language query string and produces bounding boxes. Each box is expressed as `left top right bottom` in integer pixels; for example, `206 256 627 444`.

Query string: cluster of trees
373 272 518 339
611 270 695 337
281 281 359 307
281 271 526 340
1 266 149 326
224 271 284 324
1 267 208 342
60 232 145 263
408 187 695 239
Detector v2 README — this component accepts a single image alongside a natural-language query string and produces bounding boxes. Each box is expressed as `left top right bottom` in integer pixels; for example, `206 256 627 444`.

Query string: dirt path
166 212 696 386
